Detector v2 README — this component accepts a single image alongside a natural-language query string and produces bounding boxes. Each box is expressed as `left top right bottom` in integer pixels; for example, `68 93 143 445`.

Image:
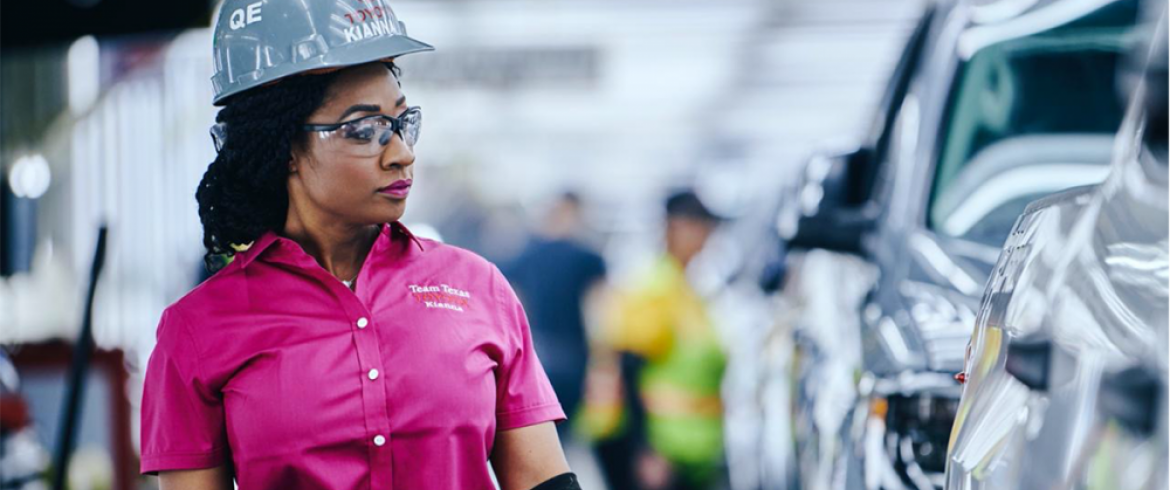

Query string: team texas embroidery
407 284 472 313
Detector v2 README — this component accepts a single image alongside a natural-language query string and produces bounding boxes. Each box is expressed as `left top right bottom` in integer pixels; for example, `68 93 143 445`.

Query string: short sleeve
491 266 567 430
140 307 230 475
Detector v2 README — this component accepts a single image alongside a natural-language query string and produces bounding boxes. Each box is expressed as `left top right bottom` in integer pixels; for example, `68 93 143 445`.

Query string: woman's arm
158 465 234 490
491 421 571 490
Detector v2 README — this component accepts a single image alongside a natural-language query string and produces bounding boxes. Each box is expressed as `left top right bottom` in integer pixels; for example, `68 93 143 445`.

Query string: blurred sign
0 0 210 50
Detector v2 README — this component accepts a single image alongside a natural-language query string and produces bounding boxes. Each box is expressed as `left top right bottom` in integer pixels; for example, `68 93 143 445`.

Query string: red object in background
0 394 31 430
954 372 967 384
7 341 135 490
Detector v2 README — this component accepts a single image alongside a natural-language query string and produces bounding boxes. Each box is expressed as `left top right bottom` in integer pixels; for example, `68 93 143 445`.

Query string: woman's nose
380 131 415 170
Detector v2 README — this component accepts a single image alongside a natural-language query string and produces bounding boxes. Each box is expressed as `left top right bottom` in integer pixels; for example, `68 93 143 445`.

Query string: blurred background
1 0 1165 489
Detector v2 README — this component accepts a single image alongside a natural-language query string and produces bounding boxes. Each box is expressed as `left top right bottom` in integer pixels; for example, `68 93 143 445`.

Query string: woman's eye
342 124 377 142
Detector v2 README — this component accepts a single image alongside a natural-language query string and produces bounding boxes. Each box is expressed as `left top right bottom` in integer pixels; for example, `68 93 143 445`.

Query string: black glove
530 472 581 490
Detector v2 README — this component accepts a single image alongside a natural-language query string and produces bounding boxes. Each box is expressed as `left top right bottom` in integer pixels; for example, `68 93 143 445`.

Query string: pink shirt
140 222 564 489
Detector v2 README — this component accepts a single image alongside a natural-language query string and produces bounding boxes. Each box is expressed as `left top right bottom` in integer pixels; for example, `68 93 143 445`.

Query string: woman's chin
350 196 406 223
380 202 407 223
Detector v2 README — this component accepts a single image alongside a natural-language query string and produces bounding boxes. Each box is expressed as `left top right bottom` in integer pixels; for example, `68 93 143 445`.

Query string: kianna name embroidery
408 284 472 312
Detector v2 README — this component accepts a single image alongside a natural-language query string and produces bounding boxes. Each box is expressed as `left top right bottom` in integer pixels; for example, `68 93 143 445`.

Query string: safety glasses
301 107 422 157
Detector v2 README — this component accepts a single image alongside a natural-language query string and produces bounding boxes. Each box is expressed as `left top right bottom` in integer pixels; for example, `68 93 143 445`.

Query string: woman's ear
289 138 314 174
289 144 304 174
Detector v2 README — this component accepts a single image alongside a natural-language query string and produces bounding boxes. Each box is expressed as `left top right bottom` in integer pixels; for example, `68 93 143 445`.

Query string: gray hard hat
211 0 434 105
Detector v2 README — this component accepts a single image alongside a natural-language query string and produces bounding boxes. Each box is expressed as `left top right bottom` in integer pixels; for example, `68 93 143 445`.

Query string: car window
932 136 1113 242
928 3 1139 247
1143 84 1167 164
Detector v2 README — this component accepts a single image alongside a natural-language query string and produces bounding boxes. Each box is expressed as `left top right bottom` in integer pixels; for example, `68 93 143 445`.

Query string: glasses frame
301 106 422 148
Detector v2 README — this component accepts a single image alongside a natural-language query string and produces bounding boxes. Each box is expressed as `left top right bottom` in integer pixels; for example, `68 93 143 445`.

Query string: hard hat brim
212 35 434 106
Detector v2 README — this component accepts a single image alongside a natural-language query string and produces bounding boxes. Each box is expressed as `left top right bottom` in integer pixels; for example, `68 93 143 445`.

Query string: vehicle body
946 7 1168 489
775 0 1143 488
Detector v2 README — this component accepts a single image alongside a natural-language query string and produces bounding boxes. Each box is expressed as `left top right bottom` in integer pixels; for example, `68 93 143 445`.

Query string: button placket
272 232 395 487
340 305 394 488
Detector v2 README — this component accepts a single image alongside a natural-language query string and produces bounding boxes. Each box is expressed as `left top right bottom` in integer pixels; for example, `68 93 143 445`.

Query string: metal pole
51 225 108 490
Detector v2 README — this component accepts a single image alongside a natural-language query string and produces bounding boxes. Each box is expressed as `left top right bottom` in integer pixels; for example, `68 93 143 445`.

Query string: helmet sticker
343 2 401 44
344 19 400 43
229 1 263 30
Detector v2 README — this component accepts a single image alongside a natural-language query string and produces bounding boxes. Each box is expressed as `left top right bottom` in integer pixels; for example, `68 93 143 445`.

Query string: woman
139 1 578 489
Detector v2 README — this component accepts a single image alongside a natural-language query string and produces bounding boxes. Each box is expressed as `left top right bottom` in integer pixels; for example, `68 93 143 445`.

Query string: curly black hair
196 62 400 273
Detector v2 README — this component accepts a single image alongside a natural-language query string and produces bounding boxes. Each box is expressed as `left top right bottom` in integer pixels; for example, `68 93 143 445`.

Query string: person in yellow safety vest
592 190 728 490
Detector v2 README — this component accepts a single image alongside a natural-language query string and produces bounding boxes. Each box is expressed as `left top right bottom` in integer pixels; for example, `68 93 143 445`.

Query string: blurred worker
599 190 728 490
504 192 607 441
138 2 581 489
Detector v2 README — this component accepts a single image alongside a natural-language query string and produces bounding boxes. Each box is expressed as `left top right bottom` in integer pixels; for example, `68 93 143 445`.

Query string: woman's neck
282 212 380 282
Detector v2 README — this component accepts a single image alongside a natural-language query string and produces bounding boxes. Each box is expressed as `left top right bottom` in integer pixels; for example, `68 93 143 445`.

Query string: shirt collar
232 221 426 270
390 221 428 253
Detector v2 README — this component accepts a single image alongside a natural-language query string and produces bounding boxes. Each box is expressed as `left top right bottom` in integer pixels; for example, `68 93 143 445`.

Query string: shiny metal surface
788 250 877 490
783 0 1142 488
945 185 1097 490
945 12 1169 488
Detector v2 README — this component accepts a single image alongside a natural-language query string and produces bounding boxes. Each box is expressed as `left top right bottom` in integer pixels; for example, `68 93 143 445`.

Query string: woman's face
289 63 416 226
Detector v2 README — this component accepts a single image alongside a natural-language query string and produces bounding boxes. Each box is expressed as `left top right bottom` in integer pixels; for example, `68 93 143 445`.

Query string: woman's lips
378 179 412 199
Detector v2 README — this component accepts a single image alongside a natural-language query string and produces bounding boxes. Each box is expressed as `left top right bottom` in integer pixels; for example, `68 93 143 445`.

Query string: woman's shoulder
163 261 252 324
416 239 503 274
408 239 519 304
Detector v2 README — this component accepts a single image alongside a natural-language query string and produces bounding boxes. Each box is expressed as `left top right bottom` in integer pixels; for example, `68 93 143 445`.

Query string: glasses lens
340 119 387 144
400 108 421 147
315 110 420 156
316 118 387 157
210 122 228 152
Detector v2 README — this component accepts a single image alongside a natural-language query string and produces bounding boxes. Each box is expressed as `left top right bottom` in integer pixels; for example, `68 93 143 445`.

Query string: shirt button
356 317 369 329
368 369 380 380
373 435 386 446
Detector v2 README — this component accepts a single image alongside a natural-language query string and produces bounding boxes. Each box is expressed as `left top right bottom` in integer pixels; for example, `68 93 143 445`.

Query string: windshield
928 3 1139 247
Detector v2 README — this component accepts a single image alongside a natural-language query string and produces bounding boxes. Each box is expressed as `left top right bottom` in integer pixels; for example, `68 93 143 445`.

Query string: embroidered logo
408 284 472 312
